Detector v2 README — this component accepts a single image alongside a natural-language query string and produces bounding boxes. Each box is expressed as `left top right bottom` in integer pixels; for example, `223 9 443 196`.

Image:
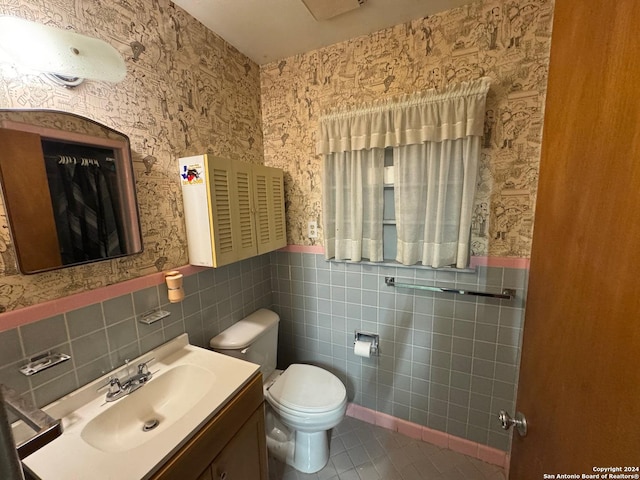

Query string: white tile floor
268 416 506 480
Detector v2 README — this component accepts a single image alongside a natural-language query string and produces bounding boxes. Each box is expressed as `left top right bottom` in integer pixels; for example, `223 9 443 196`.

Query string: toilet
210 308 347 474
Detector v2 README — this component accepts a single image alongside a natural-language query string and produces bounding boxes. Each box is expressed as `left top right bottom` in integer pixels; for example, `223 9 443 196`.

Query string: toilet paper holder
354 331 380 356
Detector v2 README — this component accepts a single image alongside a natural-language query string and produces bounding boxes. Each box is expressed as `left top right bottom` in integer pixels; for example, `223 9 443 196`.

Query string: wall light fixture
0 16 126 88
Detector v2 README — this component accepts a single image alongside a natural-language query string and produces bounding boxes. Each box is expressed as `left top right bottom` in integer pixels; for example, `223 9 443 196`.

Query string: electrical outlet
308 220 318 239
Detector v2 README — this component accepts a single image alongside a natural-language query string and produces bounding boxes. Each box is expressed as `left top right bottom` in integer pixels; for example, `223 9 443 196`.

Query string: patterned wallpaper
260 0 554 258
0 0 263 312
0 0 553 312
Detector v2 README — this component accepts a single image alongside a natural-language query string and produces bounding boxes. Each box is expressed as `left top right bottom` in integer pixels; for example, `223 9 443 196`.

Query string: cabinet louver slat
213 169 233 253
232 161 258 259
235 171 254 249
272 176 285 241
255 174 270 245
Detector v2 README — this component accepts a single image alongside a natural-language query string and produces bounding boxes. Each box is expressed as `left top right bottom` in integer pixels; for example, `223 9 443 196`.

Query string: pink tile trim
421 427 449 448
346 403 377 424
448 436 479 457
470 256 530 269
278 244 325 254
345 403 508 467
345 403 358 416
0 251 528 331
478 444 509 466
375 411 398 430
397 419 423 440
0 265 206 333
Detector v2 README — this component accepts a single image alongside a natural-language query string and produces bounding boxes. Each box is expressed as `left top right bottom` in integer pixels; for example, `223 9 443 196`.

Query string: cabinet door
253 164 286 254
210 407 268 480
207 156 237 267
207 157 258 266
231 160 258 262
196 468 213 480
149 374 265 480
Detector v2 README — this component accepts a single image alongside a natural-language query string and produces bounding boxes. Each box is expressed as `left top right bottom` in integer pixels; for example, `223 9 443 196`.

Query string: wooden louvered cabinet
179 155 286 268
252 164 287 254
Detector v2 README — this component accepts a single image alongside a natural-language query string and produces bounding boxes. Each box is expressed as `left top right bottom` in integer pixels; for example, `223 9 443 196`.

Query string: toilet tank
209 308 279 380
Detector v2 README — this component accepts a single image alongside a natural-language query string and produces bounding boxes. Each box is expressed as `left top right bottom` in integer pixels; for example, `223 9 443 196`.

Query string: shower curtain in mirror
318 77 490 267
45 156 123 265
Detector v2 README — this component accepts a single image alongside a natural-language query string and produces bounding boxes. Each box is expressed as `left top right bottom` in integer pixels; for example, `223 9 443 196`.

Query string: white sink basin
14 334 260 480
81 364 214 453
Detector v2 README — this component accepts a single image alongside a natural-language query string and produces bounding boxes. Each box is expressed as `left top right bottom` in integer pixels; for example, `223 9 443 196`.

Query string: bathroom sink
12 334 260 480
81 364 214 453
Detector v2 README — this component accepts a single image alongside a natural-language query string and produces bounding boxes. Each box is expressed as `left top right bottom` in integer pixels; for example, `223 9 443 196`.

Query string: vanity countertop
14 334 260 480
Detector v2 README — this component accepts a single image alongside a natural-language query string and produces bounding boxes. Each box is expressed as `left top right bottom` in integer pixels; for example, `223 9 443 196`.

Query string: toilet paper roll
354 340 372 358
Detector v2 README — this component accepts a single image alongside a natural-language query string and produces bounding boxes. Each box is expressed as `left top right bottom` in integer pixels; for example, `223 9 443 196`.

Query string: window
318 77 490 269
383 147 397 262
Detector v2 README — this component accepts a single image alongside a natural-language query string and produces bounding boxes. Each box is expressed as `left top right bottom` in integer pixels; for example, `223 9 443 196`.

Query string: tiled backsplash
269 251 527 451
0 251 525 452
0 255 272 417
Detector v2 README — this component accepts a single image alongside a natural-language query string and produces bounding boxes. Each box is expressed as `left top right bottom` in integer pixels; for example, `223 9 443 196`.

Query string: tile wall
0 251 525 452
269 251 527 451
0 255 272 417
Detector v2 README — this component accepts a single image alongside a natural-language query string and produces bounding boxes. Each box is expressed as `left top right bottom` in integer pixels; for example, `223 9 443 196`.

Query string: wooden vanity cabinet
151 373 268 480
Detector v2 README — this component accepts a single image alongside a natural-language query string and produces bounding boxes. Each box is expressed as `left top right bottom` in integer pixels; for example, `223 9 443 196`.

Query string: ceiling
171 0 472 65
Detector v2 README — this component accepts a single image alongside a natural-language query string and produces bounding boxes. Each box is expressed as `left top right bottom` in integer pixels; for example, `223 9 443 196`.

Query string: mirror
0 109 143 274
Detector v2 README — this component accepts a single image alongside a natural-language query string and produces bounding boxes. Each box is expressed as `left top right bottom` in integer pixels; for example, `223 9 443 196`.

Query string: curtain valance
316 77 491 155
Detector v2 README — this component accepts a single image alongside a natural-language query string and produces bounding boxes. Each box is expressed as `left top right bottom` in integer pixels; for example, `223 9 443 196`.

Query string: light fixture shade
0 16 126 83
301 0 365 20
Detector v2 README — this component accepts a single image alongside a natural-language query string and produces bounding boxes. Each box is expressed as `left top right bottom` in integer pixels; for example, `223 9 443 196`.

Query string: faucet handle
97 376 122 397
137 358 155 375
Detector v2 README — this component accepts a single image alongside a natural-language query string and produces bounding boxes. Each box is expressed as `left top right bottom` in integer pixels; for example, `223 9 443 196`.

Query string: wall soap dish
20 352 71 376
138 309 170 325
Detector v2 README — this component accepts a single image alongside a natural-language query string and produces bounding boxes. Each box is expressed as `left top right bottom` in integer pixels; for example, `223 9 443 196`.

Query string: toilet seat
266 364 346 413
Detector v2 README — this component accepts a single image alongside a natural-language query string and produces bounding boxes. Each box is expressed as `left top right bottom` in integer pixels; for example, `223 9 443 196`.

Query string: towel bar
384 276 515 300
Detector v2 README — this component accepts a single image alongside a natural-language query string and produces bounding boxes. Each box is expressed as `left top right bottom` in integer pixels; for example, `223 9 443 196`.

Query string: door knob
498 410 528 437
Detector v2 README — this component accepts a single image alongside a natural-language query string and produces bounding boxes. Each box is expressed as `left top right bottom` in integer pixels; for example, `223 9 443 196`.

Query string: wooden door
0 128 61 272
510 0 640 476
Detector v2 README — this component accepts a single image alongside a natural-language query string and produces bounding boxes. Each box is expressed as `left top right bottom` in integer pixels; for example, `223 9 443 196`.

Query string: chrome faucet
99 359 154 403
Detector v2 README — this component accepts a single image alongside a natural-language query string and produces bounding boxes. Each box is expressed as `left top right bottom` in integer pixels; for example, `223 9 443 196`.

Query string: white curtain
318 77 490 266
394 139 479 268
322 148 384 262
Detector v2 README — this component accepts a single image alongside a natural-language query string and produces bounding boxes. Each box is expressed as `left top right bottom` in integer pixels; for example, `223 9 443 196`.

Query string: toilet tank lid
209 308 279 350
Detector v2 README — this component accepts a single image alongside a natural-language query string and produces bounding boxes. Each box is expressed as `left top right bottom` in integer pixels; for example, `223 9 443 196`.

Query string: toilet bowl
264 364 347 472
210 309 347 474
